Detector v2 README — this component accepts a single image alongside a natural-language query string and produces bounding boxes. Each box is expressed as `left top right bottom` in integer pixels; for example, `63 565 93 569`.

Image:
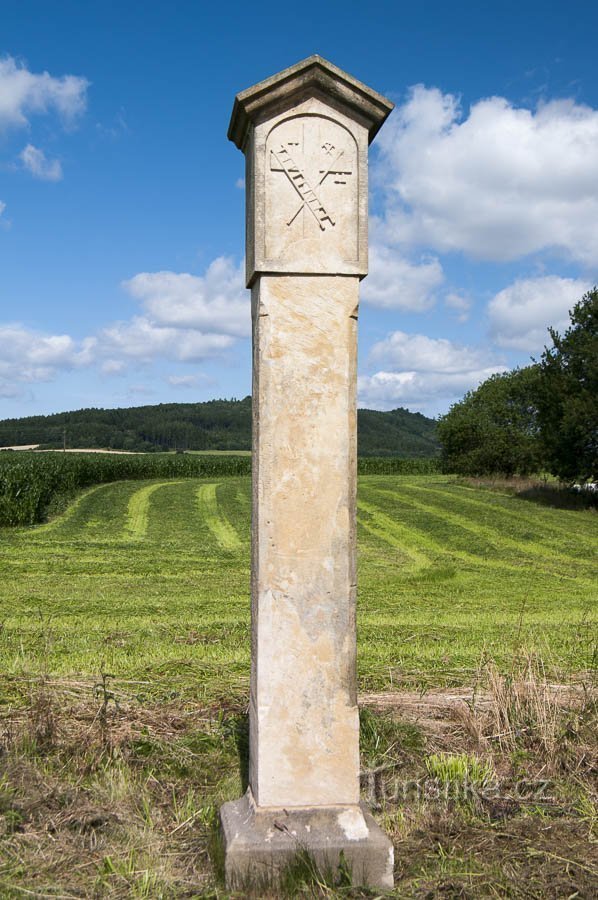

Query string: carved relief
265 115 358 264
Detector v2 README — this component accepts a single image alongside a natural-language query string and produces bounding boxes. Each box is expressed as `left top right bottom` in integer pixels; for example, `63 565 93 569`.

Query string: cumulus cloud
359 330 506 412
19 144 62 181
358 367 505 411
0 254 249 399
487 275 591 352
362 242 443 311
0 323 94 396
0 55 89 132
0 314 236 398
98 316 235 363
376 86 598 265
370 330 492 373
122 257 249 338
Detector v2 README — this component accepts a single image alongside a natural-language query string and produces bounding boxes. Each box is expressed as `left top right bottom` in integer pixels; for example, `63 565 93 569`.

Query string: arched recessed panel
265 114 358 265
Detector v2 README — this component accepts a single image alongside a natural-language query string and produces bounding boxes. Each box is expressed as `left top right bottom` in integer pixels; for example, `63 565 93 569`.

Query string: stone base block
219 790 394 891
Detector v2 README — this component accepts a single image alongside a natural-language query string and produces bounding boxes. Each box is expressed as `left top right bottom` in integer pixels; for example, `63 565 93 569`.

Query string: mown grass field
0 475 596 897
1 475 595 692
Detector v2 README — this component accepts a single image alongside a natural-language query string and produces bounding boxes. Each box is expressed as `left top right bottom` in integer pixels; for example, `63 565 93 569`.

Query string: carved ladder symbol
271 146 336 230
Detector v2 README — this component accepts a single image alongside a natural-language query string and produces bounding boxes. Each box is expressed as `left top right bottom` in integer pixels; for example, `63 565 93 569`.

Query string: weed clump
425 751 495 791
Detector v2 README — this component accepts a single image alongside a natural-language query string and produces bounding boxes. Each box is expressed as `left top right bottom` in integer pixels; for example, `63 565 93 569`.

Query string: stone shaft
250 274 359 808
222 56 394 890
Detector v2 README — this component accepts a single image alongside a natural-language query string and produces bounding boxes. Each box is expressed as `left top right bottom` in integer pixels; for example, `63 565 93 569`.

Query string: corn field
0 451 442 527
0 452 251 527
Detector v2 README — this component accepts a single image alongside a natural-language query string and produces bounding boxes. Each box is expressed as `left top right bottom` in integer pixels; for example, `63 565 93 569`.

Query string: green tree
537 288 598 483
437 366 544 476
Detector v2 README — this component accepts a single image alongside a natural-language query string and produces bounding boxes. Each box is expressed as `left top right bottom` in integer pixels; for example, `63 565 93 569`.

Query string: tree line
437 288 597 483
0 396 440 458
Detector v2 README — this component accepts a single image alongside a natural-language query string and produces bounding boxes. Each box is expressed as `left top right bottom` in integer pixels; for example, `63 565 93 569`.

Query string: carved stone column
220 56 394 890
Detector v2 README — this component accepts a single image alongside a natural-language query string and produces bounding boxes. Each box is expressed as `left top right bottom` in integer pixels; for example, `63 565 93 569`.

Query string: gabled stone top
228 55 394 150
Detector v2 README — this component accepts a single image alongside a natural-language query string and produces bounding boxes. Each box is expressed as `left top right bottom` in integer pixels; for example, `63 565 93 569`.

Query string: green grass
1 473 596 897
0 475 595 702
195 482 243 552
124 480 184 541
425 752 495 791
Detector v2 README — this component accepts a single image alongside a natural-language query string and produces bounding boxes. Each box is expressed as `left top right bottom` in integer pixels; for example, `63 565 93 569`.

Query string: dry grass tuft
466 654 597 775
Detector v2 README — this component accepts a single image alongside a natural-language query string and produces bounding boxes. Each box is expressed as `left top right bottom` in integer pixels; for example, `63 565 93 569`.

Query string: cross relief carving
269 120 354 234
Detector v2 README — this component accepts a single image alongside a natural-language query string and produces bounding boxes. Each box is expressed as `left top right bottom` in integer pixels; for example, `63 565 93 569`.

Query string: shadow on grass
516 484 597 511
460 476 597 511
234 712 250 792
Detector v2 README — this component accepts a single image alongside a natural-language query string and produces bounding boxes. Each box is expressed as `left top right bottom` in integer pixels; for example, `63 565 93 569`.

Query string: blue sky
1 0 597 420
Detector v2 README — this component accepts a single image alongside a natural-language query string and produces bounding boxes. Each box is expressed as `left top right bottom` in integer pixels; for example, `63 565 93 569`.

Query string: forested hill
0 397 439 457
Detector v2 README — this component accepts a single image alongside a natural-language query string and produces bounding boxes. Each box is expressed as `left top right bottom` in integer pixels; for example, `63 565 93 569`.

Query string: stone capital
228 56 394 285
228 55 394 150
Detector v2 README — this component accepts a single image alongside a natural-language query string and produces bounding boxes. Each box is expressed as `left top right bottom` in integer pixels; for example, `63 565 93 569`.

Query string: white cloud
360 330 506 412
99 316 235 364
0 382 23 399
101 359 126 375
445 292 471 321
487 275 591 352
362 242 443 311
167 373 213 389
122 256 249 338
235 177 245 190
0 55 89 132
0 201 5 217
97 258 245 366
376 86 598 265
0 315 236 399
19 143 62 181
358 367 505 411
0 323 92 396
370 330 493 373
0 254 248 398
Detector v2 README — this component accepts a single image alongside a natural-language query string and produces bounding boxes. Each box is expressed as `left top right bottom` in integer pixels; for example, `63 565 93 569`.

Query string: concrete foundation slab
220 790 394 891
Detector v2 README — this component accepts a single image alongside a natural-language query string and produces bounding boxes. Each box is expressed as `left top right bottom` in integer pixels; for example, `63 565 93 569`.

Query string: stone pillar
220 56 394 890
